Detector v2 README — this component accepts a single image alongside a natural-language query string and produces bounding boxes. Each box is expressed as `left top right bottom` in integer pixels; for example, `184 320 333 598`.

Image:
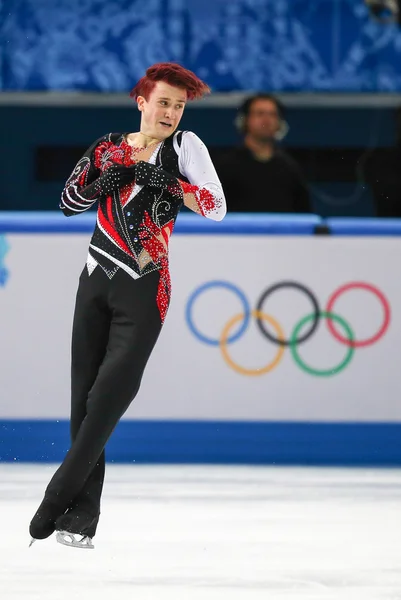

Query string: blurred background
1 0 401 217
1 2 401 597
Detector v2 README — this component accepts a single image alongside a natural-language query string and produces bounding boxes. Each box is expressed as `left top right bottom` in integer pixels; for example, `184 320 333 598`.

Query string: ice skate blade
56 530 94 550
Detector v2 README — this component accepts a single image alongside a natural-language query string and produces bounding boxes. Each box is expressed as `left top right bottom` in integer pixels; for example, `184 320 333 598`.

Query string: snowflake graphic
2 0 401 92
0 236 10 288
0 268 9 287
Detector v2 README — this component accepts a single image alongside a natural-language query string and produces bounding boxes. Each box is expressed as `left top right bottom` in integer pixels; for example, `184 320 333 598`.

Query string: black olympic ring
255 281 321 346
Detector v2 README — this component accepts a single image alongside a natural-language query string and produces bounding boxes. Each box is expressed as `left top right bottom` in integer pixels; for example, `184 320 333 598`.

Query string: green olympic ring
290 311 355 376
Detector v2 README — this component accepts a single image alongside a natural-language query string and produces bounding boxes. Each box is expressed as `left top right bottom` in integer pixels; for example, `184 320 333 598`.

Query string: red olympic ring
326 282 390 348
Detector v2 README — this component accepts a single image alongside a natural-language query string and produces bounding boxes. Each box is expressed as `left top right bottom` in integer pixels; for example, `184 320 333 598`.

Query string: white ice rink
0 464 400 600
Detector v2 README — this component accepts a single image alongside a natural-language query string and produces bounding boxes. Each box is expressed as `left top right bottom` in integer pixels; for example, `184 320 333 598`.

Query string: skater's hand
135 161 181 195
98 163 137 195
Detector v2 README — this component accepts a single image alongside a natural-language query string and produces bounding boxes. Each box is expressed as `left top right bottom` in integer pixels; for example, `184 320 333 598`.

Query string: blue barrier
1 212 401 235
326 218 401 236
175 213 323 235
1 420 400 466
0 211 322 235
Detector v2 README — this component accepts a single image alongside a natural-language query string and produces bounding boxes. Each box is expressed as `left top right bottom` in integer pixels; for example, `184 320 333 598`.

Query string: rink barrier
1 211 401 465
1 212 401 235
0 211 322 234
1 420 400 466
325 217 401 236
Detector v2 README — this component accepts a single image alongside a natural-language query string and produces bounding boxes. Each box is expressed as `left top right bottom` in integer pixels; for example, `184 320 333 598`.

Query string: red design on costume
98 203 135 257
179 181 216 216
161 220 174 246
120 140 144 166
155 258 171 325
120 181 136 208
138 212 171 323
106 196 114 225
94 141 136 172
78 163 90 186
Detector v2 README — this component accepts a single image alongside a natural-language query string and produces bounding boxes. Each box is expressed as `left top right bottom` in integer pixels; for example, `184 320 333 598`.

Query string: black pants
44 266 165 528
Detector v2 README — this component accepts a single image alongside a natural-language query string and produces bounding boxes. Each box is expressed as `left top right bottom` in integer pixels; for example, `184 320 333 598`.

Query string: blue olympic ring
185 280 251 346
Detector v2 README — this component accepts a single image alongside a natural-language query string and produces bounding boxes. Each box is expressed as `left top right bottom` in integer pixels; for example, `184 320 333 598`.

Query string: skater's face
137 81 187 140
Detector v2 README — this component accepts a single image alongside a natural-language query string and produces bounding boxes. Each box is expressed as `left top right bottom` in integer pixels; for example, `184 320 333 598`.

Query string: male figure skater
29 62 226 549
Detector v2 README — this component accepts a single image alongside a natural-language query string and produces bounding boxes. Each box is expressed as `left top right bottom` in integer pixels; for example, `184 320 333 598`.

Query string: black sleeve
59 134 109 217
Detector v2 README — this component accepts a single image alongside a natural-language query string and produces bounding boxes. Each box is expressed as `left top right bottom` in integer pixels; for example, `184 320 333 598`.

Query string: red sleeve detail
179 180 216 216
78 166 89 187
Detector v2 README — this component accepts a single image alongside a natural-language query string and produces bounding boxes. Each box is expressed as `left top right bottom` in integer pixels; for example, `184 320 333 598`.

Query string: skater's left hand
135 161 181 195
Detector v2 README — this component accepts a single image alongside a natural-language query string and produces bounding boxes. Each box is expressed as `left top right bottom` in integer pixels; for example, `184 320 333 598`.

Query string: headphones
235 94 289 141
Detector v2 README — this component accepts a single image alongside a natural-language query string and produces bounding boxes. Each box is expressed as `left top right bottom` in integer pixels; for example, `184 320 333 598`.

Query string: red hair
130 62 210 102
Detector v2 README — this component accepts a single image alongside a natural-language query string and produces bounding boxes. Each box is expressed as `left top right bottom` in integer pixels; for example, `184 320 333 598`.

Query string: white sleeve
176 131 227 221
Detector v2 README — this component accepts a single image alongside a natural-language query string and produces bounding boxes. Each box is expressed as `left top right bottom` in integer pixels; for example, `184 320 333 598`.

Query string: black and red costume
29 130 226 542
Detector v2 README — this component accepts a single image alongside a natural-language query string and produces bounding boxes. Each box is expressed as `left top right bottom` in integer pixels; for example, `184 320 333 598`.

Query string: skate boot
29 497 65 546
55 505 99 550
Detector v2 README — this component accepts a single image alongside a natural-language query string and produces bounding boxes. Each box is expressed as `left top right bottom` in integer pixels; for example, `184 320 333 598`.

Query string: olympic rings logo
185 280 391 377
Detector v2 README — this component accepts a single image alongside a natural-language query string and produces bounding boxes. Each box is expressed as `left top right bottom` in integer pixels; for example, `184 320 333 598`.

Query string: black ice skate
29 497 65 546
55 506 99 550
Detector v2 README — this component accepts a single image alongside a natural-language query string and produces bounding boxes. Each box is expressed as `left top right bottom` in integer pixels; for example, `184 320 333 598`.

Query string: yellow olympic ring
220 310 285 376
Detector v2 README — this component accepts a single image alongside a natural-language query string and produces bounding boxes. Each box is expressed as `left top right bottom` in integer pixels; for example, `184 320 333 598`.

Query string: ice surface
0 464 400 599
